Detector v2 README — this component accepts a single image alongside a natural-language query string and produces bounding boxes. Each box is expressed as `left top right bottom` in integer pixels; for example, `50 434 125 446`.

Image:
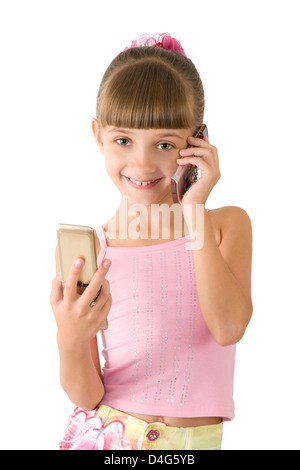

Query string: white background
0 0 299 450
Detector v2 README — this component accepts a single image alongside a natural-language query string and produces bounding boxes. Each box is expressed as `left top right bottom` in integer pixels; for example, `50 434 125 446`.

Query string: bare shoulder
208 206 252 244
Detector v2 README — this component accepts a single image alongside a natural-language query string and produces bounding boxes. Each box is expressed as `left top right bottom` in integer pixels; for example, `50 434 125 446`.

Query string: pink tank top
95 225 236 420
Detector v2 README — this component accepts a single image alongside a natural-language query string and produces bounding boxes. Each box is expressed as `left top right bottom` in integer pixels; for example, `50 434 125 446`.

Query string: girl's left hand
177 135 221 206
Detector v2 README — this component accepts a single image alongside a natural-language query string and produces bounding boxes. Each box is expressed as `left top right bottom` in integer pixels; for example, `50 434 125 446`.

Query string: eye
157 143 173 151
116 138 130 146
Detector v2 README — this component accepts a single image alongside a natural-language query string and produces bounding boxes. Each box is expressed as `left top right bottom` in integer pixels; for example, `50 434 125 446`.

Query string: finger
177 155 209 167
82 280 109 311
80 258 111 305
97 293 112 331
49 273 63 308
179 147 211 158
64 257 85 301
179 147 218 167
176 156 212 174
187 135 212 147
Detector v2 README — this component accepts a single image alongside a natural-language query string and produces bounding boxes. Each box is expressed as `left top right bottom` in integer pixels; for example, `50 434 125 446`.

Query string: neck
106 196 189 241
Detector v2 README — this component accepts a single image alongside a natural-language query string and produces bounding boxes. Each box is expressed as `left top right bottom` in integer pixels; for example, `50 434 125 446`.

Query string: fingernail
103 259 111 269
75 258 84 269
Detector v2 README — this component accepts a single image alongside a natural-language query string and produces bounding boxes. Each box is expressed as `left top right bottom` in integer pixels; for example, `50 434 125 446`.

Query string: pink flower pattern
60 408 132 450
124 33 186 56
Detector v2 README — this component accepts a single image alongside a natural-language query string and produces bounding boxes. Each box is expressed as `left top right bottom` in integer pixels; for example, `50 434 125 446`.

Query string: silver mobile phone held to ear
56 223 108 329
171 124 208 203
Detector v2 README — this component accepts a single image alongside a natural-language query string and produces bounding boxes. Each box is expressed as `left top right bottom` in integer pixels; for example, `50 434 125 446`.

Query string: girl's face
92 120 194 207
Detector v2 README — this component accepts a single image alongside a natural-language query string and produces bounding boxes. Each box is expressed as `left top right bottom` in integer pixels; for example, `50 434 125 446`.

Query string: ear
91 118 104 154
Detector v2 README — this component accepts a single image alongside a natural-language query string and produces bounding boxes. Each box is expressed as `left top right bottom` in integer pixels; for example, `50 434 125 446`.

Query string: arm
178 134 253 346
184 206 252 346
57 333 105 411
49 248 112 410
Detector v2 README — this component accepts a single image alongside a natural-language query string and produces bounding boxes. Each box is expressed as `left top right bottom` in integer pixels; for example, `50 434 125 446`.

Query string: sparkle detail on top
95 225 236 420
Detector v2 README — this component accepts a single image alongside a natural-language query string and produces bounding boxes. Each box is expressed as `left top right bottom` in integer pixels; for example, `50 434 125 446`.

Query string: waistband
61 405 223 450
96 405 222 450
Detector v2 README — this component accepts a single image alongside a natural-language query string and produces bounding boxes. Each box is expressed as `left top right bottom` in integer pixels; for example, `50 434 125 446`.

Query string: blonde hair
96 46 205 130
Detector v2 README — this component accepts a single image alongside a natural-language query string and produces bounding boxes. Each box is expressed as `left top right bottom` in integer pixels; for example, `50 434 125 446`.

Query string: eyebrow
107 128 183 139
107 128 133 134
156 132 183 139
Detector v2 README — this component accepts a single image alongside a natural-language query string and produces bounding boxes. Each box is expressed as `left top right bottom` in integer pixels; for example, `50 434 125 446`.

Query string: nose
128 147 157 173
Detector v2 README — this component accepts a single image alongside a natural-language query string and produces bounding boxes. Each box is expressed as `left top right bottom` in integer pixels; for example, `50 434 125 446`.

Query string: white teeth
129 178 156 186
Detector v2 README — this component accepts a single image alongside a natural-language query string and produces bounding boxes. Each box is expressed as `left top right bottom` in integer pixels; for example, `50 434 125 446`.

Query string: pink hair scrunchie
124 32 186 56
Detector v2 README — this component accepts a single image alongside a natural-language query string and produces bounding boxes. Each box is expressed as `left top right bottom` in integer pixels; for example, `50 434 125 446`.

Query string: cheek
104 157 124 180
156 152 180 174
168 157 181 175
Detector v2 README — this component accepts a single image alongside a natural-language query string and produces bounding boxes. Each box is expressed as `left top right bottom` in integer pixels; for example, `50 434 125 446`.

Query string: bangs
97 59 195 129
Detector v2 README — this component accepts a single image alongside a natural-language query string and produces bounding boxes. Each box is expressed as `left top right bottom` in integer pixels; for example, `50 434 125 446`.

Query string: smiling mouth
125 176 162 186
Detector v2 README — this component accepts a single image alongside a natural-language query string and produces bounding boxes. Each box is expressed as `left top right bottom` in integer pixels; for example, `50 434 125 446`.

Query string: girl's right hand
50 257 112 351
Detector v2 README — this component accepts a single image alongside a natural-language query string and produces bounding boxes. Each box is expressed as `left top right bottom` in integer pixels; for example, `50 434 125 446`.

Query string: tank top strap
95 225 108 267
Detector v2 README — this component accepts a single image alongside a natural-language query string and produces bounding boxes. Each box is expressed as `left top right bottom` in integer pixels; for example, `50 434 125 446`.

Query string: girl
50 33 253 451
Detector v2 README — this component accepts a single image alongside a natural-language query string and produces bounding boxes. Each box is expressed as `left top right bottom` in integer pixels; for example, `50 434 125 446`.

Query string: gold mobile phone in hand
171 124 209 203
56 223 108 330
